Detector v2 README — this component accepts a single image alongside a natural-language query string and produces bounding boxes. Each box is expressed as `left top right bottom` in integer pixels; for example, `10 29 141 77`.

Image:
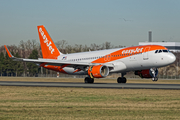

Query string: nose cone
168 53 176 64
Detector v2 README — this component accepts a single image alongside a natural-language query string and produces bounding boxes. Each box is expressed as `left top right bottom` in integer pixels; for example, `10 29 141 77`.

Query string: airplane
4 25 176 83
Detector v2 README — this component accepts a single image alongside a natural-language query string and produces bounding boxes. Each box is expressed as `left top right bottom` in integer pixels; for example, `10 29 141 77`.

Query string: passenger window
155 50 158 53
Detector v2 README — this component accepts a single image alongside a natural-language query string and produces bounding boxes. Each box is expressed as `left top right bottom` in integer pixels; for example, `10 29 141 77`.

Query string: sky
0 0 180 47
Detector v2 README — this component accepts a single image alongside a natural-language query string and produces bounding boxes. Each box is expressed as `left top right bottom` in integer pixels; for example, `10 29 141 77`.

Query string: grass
0 77 180 119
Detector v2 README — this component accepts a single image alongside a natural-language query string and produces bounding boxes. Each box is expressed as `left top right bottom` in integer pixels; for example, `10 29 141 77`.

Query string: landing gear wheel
122 77 127 83
89 78 94 83
152 77 158 81
117 77 121 83
84 77 94 83
117 77 127 83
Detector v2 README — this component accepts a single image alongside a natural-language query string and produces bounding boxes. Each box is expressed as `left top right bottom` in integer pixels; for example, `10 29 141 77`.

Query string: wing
4 45 114 68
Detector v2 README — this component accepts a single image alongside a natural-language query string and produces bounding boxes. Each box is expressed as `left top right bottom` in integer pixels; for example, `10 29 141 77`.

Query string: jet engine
134 68 158 78
88 65 109 78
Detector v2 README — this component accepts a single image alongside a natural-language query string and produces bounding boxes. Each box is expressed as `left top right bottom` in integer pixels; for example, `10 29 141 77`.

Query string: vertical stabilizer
37 25 61 59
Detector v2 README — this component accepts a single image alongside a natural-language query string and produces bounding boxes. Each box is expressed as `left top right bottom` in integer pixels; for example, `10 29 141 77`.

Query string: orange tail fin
37 25 61 59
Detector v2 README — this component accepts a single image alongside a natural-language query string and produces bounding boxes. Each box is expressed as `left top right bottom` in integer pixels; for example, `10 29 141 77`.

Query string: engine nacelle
134 68 158 78
88 65 109 78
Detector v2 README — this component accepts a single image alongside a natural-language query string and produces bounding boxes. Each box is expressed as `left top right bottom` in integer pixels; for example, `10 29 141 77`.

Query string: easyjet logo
39 28 55 54
122 47 143 54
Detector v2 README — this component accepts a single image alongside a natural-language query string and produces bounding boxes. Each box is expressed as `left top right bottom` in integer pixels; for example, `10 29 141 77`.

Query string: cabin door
143 47 150 60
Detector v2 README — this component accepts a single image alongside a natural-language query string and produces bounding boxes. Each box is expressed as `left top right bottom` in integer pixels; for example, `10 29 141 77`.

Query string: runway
0 81 180 89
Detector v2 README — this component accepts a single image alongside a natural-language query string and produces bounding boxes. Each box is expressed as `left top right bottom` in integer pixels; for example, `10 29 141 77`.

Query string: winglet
4 45 14 58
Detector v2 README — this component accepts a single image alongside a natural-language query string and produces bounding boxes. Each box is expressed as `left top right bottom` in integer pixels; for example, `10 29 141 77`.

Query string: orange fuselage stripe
92 45 167 63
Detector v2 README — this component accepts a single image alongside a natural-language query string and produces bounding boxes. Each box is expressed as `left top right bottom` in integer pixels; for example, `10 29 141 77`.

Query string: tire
84 77 89 83
84 77 94 83
90 78 94 83
122 77 127 83
152 77 158 81
117 77 127 83
154 77 158 81
117 77 122 83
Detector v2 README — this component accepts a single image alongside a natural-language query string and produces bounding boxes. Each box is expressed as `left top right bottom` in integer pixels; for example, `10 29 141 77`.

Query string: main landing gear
117 77 127 83
84 73 127 84
84 77 94 83
117 73 127 83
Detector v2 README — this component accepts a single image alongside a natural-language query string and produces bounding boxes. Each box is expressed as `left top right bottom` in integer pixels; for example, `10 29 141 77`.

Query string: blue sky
0 0 180 47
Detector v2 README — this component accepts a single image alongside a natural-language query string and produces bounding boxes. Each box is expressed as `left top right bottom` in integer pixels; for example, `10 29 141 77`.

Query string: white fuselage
56 47 176 75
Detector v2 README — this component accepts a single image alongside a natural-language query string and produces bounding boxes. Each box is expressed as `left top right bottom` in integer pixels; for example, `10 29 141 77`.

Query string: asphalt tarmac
0 81 180 89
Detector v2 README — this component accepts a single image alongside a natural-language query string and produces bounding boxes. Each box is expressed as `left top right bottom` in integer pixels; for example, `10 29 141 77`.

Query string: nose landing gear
152 77 158 81
150 68 158 81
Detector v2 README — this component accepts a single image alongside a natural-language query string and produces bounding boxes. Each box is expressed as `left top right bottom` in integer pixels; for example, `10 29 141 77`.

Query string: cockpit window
155 49 170 54
155 50 158 53
159 50 162 53
163 50 168 52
